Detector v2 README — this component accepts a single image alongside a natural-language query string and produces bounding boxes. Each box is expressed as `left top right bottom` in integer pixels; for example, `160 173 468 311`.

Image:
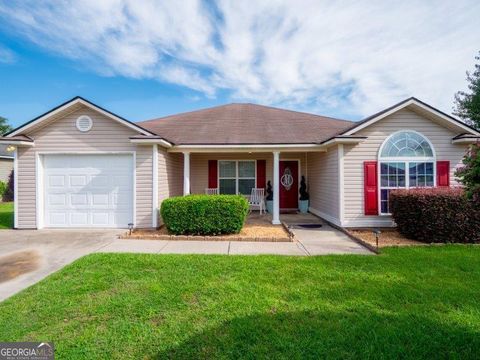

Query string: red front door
279 161 298 209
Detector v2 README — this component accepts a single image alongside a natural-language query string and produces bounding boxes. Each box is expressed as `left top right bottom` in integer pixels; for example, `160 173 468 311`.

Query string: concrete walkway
291 225 372 255
97 239 308 256
0 223 371 301
97 225 371 256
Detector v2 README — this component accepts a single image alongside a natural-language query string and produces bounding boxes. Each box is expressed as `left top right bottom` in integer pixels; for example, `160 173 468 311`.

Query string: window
219 160 256 195
379 131 435 214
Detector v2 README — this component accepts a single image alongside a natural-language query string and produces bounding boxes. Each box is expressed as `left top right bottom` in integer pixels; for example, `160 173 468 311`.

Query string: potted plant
265 180 273 213
299 176 309 213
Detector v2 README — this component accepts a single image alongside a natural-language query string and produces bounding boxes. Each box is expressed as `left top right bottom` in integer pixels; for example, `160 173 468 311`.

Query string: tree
453 51 480 129
2 170 14 202
0 116 12 135
455 143 480 201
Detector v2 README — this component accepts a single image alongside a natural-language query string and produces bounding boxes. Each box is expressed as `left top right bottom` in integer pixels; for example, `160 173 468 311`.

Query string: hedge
389 188 480 243
160 195 249 235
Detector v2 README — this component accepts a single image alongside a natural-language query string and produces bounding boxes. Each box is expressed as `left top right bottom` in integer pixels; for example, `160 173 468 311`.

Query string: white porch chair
205 188 219 195
249 188 265 214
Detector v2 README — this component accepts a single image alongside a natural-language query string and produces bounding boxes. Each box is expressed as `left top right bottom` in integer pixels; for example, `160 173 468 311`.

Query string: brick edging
120 233 292 242
281 222 296 241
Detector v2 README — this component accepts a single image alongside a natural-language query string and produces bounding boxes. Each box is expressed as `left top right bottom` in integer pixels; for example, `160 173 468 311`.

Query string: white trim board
308 207 342 227
169 144 327 153
338 144 345 225
309 207 395 228
0 140 34 146
13 149 18 229
35 153 44 229
130 138 172 148
342 217 395 228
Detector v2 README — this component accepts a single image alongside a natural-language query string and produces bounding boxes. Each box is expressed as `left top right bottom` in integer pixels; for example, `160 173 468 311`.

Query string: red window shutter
208 160 218 188
364 161 378 215
256 160 266 189
436 161 450 187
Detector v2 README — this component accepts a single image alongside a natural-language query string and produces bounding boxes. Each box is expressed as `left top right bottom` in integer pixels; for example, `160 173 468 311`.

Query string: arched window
378 131 435 214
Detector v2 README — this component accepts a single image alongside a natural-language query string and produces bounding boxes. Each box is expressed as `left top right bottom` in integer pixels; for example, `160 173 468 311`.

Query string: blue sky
1 1 479 128
0 29 228 127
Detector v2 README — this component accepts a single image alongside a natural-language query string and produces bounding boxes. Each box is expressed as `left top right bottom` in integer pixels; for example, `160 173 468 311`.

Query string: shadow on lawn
155 309 479 359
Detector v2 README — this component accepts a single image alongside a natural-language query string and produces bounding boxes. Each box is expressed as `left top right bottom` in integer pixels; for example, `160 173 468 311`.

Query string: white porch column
183 152 190 196
272 151 280 225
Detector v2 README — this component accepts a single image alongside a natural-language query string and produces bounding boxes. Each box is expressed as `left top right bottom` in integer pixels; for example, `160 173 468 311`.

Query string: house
0 96 478 230
0 145 13 183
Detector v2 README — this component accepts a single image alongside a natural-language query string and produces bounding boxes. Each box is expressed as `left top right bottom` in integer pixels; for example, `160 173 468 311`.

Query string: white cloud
0 0 479 117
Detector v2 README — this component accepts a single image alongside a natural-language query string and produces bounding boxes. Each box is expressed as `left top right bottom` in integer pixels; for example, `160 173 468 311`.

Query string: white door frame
36 151 136 229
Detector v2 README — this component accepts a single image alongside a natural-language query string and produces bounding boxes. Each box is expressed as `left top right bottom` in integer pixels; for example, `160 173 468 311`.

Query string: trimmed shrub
2 170 13 202
389 188 480 243
160 195 249 235
0 181 7 199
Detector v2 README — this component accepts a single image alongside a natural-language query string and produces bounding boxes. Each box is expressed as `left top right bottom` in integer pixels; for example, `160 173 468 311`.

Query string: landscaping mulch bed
120 223 292 242
348 229 424 248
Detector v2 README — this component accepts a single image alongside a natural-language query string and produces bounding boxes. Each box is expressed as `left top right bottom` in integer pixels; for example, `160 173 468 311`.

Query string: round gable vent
76 115 93 132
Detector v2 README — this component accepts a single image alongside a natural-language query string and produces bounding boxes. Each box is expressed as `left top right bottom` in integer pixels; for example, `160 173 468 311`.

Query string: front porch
178 150 316 225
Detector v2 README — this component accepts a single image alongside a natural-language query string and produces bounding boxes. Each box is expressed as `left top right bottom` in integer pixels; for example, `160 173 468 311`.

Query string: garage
43 154 134 228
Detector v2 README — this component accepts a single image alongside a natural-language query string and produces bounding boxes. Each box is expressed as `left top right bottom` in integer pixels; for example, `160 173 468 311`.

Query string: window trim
378 129 436 160
378 161 436 215
218 160 257 195
377 130 436 215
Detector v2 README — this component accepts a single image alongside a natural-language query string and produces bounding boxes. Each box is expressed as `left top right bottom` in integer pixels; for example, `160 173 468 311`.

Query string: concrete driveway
0 229 121 302
0 224 371 302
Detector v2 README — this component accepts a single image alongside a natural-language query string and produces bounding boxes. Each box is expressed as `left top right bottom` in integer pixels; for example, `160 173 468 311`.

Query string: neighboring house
0 96 478 230
0 144 14 183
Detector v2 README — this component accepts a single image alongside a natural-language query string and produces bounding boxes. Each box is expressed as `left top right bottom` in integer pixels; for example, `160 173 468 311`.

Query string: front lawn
0 201 13 229
1 247 480 359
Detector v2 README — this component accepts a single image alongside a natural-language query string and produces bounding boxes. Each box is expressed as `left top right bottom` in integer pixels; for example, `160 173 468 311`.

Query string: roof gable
6 96 156 138
340 97 480 137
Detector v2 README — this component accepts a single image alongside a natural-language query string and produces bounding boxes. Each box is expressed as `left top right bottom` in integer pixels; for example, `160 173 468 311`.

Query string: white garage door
44 154 134 228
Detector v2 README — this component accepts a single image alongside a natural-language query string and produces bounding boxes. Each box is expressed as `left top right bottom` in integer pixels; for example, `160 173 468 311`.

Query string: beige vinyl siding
135 146 153 228
16 105 153 228
306 147 340 224
0 159 13 183
189 152 306 196
343 108 469 227
158 149 181 200
157 150 183 225
17 147 35 227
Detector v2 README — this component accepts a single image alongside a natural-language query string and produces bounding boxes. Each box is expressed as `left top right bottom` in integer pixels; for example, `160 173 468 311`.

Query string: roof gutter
168 143 328 153
451 135 480 145
320 136 367 146
129 137 173 148
0 138 34 147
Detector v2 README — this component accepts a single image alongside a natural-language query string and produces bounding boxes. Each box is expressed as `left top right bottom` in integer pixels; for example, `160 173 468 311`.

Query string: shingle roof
138 103 354 145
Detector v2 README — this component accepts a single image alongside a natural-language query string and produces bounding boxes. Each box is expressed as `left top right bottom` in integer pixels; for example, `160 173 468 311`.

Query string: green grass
0 201 13 229
1 247 480 359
